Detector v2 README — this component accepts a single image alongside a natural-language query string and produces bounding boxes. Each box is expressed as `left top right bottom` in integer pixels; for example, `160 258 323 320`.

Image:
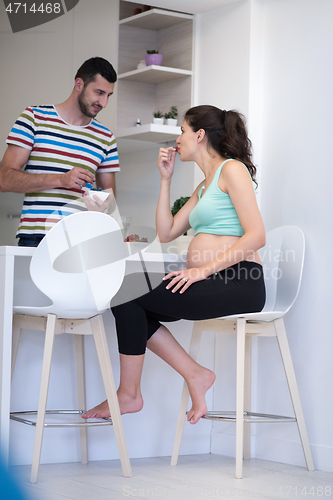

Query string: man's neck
55 92 91 126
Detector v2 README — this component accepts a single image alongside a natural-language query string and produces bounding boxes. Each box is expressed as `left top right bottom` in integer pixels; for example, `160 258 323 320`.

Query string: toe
187 409 194 422
190 413 201 425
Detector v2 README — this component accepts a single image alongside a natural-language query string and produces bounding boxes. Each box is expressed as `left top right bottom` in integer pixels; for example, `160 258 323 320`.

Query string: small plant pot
153 117 164 125
165 118 178 126
145 53 163 66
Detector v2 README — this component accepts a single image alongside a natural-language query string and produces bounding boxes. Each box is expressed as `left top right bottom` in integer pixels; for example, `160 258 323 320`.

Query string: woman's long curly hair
184 105 257 186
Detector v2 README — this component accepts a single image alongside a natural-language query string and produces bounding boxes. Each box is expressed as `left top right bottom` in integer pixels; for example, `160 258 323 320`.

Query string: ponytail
184 105 257 186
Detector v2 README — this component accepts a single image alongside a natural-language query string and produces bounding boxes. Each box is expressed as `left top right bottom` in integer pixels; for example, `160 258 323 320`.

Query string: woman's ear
197 129 205 143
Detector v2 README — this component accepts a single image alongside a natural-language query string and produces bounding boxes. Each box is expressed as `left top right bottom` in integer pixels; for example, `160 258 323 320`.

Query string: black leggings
111 261 266 355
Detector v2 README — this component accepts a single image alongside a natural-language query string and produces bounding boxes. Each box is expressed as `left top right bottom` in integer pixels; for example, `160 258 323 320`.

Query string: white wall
257 0 333 472
193 0 252 187
194 0 333 472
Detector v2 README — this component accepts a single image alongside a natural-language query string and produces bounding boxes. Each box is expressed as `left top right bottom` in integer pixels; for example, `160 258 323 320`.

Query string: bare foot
117 388 144 415
81 400 111 420
186 367 216 425
82 390 144 420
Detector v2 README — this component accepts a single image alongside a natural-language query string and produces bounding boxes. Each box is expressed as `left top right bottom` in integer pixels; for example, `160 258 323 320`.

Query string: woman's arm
156 147 201 242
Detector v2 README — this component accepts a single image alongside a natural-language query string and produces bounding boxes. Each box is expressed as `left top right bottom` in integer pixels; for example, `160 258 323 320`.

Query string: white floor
11 454 333 500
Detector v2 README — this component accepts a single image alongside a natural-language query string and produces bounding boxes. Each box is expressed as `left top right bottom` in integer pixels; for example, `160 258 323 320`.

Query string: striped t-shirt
6 105 120 238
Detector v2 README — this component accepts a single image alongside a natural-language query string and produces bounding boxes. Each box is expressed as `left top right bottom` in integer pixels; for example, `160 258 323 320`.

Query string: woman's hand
163 267 211 294
157 147 177 181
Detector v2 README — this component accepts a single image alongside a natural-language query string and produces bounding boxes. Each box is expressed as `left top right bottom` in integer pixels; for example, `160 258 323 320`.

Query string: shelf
117 2 193 146
116 123 181 142
119 8 193 30
118 65 192 84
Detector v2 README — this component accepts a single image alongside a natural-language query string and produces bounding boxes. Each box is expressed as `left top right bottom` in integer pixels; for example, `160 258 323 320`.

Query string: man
0 57 119 246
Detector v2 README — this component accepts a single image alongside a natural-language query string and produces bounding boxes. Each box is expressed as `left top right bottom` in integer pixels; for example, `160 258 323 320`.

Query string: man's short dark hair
75 57 117 87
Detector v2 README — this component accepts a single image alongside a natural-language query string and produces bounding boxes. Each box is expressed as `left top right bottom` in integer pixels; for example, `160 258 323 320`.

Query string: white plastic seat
171 226 315 478
11 211 132 483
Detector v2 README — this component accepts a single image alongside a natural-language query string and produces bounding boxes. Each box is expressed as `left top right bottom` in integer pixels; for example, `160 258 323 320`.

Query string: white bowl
88 190 109 202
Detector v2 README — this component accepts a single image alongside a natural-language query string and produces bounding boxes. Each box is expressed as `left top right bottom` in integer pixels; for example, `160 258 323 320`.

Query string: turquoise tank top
189 159 245 237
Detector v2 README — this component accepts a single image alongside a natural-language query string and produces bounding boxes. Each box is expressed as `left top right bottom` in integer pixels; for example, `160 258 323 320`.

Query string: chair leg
30 314 57 484
171 321 203 466
275 318 315 471
74 334 88 465
235 317 246 479
243 334 252 460
90 315 132 478
11 316 22 382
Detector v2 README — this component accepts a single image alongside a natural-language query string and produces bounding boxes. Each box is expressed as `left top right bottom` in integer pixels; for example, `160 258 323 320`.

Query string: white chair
171 226 314 478
11 211 132 483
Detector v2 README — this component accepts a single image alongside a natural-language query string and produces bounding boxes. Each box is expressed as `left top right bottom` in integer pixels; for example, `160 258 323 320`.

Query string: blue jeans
17 235 44 247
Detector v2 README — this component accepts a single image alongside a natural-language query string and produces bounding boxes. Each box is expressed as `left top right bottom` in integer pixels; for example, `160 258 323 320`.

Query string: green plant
170 106 178 119
147 43 163 55
153 111 163 118
171 196 190 235
164 106 178 120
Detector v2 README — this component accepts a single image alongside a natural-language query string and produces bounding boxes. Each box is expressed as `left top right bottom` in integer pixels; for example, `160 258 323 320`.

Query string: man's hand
61 167 95 190
83 188 116 214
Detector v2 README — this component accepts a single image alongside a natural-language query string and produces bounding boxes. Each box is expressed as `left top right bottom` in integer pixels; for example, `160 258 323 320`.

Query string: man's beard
78 89 101 118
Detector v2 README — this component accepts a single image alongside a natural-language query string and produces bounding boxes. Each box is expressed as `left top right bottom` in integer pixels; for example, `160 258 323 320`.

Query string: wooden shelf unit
116 3 194 142
118 65 192 84
119 8 192 30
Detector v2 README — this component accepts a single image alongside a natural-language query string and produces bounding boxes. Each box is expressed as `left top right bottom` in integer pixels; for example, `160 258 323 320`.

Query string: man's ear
75 78 84 92
197 129 205 143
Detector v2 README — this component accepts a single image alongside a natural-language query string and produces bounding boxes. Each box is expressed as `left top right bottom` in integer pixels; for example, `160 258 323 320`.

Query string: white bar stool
171 226 314 478
11 212 132 483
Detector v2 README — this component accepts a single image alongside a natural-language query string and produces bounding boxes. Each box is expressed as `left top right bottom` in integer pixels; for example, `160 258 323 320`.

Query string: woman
83 105 266 425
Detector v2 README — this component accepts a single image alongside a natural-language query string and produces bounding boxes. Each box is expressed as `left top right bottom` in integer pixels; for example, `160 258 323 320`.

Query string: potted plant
145 45 163 66
153 111 164 125
171 196 193 254
164 106 178 126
